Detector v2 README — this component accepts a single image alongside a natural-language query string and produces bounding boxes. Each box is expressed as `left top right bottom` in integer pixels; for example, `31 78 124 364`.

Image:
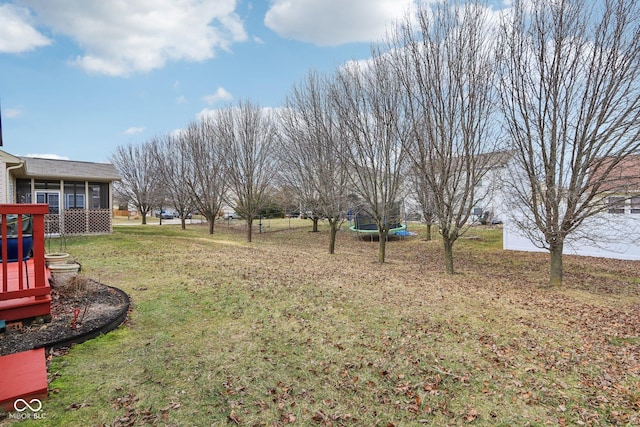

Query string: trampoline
348 223 407 234
349 211 409 239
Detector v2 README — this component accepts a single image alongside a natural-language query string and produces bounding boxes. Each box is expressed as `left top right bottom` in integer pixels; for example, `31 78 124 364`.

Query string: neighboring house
472 150 514 225
596 154 640 216
402 151 514 226
1 149 121 235
502 154 640 261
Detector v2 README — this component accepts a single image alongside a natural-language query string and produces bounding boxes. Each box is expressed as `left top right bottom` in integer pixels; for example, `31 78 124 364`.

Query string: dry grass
5 219 639 426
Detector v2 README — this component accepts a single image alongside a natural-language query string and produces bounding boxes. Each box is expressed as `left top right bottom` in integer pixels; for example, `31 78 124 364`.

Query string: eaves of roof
14 156 121 181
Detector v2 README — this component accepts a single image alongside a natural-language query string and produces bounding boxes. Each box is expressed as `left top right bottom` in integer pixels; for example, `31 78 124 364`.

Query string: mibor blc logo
14 398 42 412
10 398 46 420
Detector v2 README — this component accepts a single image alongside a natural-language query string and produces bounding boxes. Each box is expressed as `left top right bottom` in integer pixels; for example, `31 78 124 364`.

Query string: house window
631 196 640 214
16 179 32 203
89 182 109 209
64 182 86 209
607 196 626 214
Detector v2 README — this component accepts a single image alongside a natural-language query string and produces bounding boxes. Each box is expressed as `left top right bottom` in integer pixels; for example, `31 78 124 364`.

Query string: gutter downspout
6 161 24 203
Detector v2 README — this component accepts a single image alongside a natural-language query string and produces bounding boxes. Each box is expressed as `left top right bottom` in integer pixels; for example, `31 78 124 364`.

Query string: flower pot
4 235 33 261
45 253 70 265
48 262 81 289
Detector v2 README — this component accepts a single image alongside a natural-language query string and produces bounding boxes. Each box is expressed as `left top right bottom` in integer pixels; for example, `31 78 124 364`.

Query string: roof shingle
18 157 121 181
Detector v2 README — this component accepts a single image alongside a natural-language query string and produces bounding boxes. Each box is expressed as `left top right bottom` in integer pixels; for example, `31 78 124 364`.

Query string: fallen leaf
464 407 478 422
228 409 242 425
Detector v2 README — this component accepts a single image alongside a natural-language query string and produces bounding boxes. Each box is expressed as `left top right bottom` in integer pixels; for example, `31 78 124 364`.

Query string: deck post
31 207 47 299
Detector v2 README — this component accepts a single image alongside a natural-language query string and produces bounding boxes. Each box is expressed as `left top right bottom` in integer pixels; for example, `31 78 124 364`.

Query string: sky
0 0 419 163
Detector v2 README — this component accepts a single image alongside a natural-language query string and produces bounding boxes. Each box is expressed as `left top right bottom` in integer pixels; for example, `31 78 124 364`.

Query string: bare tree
498 0 640 286
182 118 228 234
331 50 409 263
150 134 195 230
218 100 278 242
392 1 499 273
406 166 436 241
278 70 350 254
110 141 162 225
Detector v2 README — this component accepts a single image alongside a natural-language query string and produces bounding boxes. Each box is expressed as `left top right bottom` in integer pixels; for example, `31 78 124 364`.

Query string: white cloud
0 4 51 53
196 105 283 122
196 108 217 121
4 108 23 118
123 127 145 135
169 128 186 138
176 95 188 104
15 0 248 76
24 153 69 160
203 87 233 105
264 0 415 46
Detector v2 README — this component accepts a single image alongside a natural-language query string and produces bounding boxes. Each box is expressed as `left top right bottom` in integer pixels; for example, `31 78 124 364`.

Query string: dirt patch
0 279 129 356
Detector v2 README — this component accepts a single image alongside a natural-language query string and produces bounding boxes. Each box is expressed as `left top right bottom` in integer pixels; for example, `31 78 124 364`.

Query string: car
223 211 238 220
156 211 174 220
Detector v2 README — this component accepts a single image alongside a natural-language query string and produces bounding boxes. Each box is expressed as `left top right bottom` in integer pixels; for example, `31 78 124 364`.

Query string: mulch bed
0 279 129 356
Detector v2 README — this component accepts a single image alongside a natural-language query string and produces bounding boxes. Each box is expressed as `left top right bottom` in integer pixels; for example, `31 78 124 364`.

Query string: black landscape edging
41 285 130 351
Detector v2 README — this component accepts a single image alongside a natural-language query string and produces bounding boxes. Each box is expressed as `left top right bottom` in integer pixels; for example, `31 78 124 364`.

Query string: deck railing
0 204 49 301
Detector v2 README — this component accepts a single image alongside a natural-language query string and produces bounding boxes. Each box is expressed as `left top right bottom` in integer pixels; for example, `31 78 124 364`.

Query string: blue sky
0 0 417 163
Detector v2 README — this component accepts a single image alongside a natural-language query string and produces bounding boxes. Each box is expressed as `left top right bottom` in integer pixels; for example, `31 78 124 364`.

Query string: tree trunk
181 218 186 230
378 229 388 263
311 217 319 232
141 213 147 225
443 238 454 274
208 216 215 234
246 218 253 242
328 220 338 254
425 223 432 241
549 242 563 287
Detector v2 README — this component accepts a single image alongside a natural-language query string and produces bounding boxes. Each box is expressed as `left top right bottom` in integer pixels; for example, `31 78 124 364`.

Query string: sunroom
2 151 120 235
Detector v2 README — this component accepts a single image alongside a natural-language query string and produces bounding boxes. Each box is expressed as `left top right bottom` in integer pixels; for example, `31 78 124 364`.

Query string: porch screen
16 179 31 203
64 181 85 209
89 182 109 209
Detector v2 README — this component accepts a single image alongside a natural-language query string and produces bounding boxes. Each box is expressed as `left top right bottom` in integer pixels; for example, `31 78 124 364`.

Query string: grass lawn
4 219 639 426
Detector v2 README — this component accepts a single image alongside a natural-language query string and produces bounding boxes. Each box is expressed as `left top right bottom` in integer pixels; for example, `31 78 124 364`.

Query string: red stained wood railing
0 204 49 301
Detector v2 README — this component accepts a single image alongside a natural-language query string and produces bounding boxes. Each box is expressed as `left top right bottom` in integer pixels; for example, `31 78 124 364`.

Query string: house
471 150 515 225
502 153 640 261
593 154 640 215
1 150 121 235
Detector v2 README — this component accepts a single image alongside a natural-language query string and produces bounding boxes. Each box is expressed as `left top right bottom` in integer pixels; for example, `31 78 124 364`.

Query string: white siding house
499 154 640 261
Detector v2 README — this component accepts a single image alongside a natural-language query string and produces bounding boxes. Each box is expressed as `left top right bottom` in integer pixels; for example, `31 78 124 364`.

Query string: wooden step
0 294 51 323
0 348 48 413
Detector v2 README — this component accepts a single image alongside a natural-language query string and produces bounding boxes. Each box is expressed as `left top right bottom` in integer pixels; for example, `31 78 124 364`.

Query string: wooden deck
0 205 51 323
0 259 51 322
